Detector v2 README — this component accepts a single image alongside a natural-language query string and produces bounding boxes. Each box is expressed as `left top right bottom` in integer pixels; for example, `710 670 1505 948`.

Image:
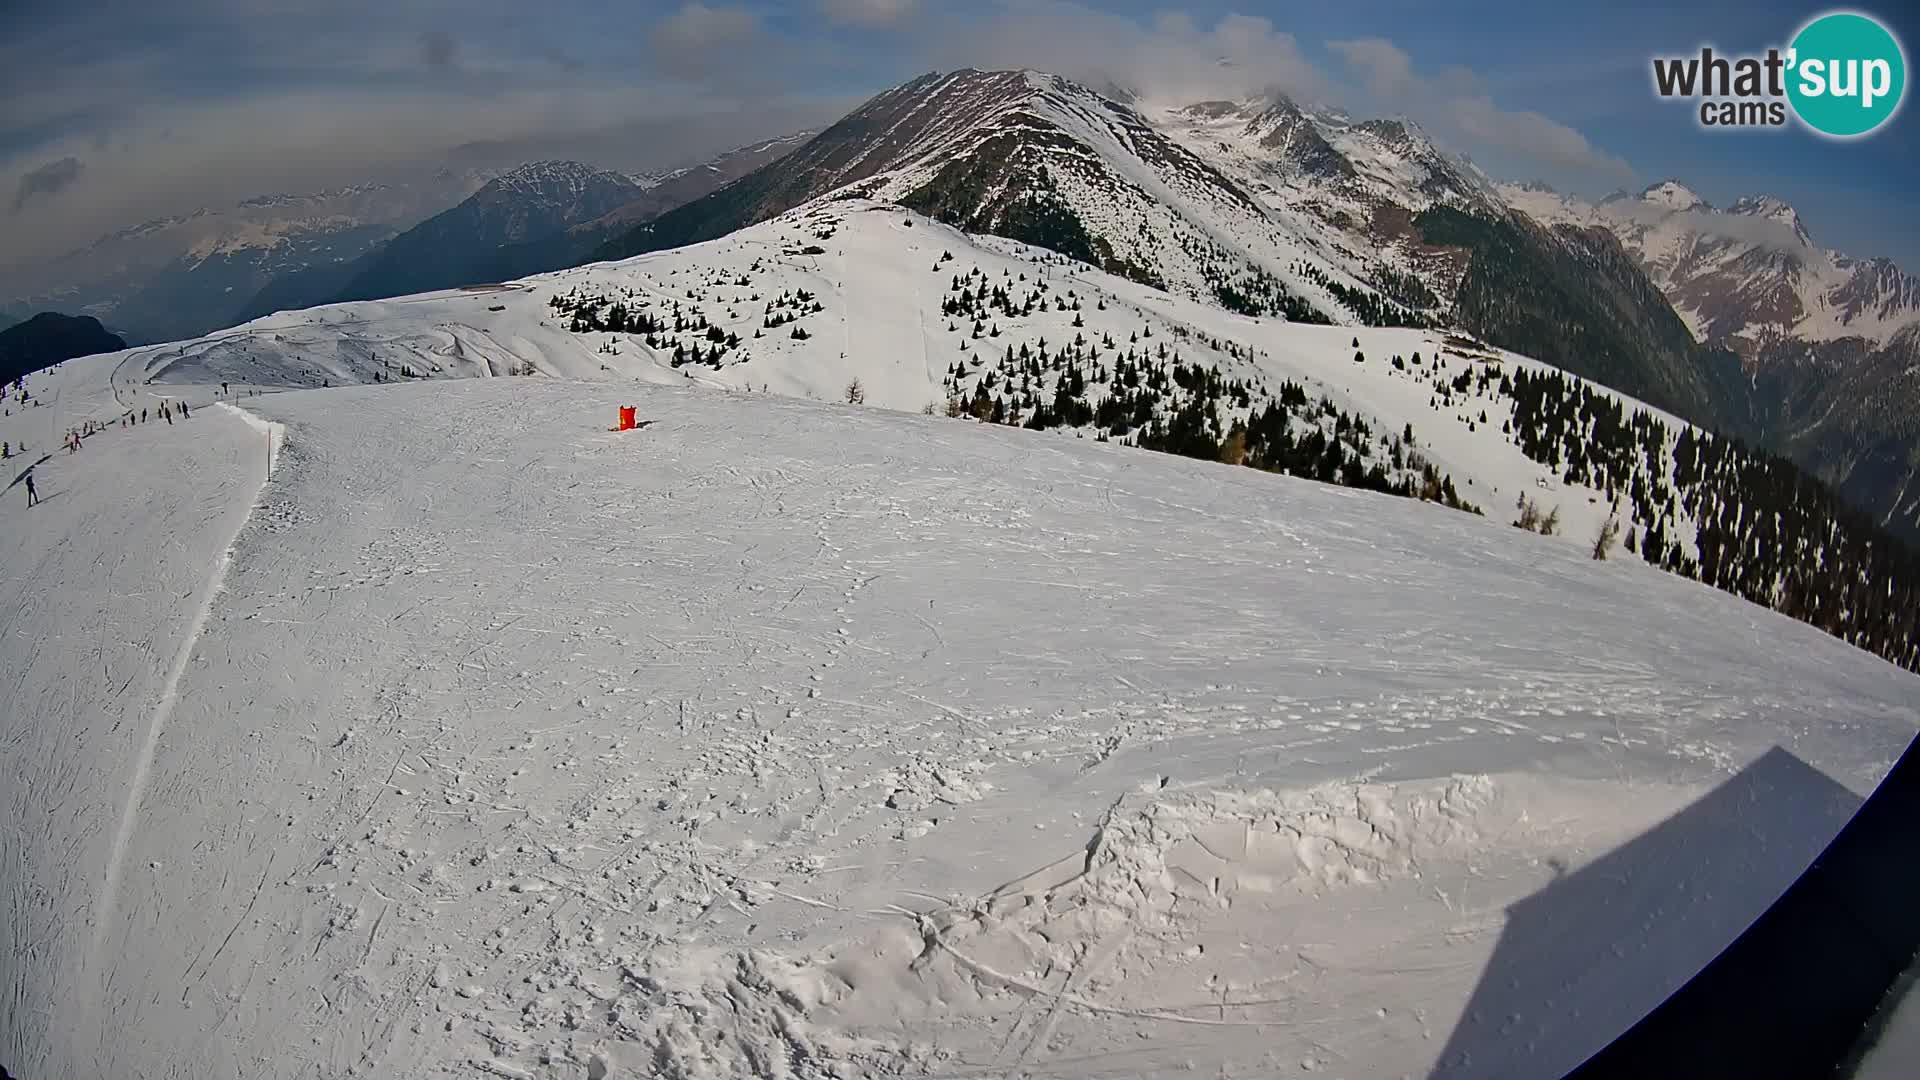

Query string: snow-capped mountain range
1502 178 1920 356
0 137 818 349
1500 178 1920 540
0 170 493 344
606 70 1506 331
579 130 817 236
320 161 655 305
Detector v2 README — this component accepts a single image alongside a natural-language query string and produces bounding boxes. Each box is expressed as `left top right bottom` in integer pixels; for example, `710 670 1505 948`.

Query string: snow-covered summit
1500 178 1920 353
1727 194 1813 247
482 159 646 199
607 67 1513 329
1639 178 1709 211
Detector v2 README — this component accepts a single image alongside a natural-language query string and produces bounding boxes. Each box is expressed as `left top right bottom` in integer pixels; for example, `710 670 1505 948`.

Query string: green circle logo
1787 12 1907 137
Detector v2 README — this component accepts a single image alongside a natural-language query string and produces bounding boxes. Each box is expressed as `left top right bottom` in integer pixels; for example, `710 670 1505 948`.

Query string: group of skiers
64 419 107 453
15 394 204 508
127 398 189 426
56 399 195 457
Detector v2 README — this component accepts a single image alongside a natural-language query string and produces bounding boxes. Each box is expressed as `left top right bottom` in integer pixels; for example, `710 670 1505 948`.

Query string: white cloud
1330 37 1635 185
0 88 838 272
1603 201 1810 253
652 3 760 52
819 0 919 27
1328 37 1413 99
917 2 1326 105
646 3 813 91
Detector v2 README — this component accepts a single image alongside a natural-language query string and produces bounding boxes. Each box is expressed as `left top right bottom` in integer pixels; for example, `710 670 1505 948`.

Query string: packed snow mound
3 361 1915 1079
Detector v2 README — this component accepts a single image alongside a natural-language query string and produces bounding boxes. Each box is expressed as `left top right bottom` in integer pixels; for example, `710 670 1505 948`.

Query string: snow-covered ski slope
3 334 1916 1078
123 201 1698 555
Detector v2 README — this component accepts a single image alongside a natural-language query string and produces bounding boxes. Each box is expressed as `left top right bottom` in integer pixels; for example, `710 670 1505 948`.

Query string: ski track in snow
2 352 1917 1078
88 400 286 1043
91 440 251 955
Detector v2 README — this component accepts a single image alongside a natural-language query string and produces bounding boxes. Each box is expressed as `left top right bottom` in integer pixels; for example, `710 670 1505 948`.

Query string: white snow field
3 341 1916 1080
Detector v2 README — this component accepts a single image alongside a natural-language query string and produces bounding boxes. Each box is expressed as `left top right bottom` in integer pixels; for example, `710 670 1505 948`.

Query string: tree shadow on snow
1429 746 1862 1080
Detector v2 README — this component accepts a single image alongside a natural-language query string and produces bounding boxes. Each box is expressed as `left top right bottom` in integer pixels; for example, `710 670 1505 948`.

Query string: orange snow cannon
615 406 636 431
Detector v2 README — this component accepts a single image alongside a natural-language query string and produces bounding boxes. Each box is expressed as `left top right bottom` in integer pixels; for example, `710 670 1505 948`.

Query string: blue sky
1 0 1915 270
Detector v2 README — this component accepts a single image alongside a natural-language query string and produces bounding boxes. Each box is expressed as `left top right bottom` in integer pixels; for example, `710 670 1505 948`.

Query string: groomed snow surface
4 346 1916 1080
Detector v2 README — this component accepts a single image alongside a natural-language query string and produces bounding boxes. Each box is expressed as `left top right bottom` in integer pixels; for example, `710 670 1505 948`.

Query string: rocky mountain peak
1639 179 1708 212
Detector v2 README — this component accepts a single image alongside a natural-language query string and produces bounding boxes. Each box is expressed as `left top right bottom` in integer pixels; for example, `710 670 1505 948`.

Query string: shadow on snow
1430 745 1866 1079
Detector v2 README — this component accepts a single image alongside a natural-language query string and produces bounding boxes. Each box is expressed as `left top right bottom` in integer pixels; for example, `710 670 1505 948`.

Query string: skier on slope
23 471 38 507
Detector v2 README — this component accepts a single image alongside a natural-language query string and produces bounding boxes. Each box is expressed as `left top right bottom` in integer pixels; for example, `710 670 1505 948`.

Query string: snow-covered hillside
3 331 1916 1078
119 201 1714 559
68 196 1920 678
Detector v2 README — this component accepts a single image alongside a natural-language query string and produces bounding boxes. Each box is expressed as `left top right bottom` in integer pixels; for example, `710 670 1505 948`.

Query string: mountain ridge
596 71 1745 435
0 170 491 345
325 161 652 305
234 135 813 322
0 312 128 385
1502 179 1920 353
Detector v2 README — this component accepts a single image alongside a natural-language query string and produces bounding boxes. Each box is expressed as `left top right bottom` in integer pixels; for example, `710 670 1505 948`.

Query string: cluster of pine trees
1674 429 1918 668
549 279 825 370
940 264 1084 324
1291 261 1429 328
1357 346 1918 670
549 287 670 337
1491 366 1918 672
1368 265 1441 313
1172 234 1328 323
936 293 1474 514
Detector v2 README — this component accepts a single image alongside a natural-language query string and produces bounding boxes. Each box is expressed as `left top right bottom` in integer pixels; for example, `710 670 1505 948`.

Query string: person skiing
24 471 38 507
